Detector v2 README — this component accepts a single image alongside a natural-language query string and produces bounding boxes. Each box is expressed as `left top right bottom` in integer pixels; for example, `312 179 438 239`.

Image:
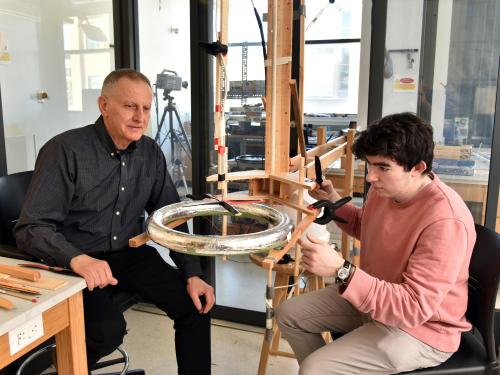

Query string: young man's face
98 77 152 150
365 155 420 203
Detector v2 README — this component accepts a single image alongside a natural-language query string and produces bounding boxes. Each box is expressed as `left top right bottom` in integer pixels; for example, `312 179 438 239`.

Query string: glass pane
382 0 500 225
304 0 362 40
224 0 267 173
0 0 113 174
304 43 360 114
138 1 192 200
62 12 114 111
213 0 270 313
228 0 267 44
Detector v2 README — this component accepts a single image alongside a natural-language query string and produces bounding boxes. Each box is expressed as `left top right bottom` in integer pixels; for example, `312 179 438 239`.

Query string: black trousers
83 246 211 375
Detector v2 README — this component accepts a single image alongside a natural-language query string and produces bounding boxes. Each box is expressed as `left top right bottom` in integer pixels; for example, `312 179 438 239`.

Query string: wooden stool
249 253 328 375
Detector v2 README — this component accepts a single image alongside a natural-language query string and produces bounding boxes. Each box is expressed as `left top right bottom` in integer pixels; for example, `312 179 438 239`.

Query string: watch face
337 267 350 280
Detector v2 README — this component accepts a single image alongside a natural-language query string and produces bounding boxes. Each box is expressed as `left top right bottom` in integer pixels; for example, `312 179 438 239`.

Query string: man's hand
69 254 118 291
310 180 341 202
300 234 344 277
186 276 215 314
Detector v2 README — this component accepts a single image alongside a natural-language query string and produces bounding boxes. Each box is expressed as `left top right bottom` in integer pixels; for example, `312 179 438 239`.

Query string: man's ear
97 95 107 116
412 161 427 176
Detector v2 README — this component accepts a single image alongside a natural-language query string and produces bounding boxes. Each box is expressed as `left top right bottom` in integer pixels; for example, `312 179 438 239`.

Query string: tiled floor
94 306 299 375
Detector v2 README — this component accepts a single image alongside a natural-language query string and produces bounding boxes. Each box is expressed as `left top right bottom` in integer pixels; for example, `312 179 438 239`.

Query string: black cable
250 0 267 61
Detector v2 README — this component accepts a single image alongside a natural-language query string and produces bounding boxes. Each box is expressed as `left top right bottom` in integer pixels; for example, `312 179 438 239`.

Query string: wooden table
0 256 88 374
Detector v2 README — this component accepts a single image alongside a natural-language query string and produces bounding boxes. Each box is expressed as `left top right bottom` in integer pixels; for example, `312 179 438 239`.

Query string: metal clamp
309 196 352 225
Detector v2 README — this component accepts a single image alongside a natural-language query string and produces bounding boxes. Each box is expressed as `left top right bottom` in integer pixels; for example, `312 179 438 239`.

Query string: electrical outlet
8 314 44 355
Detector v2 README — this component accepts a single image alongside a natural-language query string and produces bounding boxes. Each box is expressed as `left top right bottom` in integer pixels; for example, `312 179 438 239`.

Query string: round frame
147 201 293 256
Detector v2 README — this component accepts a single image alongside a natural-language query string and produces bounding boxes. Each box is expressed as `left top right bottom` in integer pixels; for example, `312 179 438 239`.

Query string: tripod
155 90 192 195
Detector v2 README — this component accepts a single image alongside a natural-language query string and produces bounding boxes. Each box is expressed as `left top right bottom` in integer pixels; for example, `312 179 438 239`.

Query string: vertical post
317 127 327 146
341 129 356 259
213 0 229 237
265 0 293 174
190 0 215 286
0 86 7 176
112 0 139 69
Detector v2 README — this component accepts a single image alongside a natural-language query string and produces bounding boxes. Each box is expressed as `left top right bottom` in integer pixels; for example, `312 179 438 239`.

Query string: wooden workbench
0 256 87 374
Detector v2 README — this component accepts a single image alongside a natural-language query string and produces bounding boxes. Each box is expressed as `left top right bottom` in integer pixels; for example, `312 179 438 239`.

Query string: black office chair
400 223 500 374
0 171 144 375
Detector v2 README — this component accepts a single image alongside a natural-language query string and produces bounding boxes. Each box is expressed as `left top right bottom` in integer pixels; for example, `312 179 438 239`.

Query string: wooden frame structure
130 1 356 374
205 2 356 374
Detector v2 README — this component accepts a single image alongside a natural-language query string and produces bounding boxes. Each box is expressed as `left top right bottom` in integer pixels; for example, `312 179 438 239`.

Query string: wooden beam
263 212 317 266
128 218 189 248
289 135 347 169
304 144 346 180
269 172 315 189
206 169 268 182
290 79 306 157
265 0 293 174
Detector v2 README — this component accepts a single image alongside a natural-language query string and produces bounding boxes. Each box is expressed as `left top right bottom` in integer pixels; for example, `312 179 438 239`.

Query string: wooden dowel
128 218 190 248
0 297 14 310
0 264 41 281
0 280 41 294
0 288 37 302
128 233 150 248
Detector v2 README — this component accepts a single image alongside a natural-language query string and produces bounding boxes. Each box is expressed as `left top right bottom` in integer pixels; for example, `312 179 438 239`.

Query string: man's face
98 77 152 150
365 155 417 202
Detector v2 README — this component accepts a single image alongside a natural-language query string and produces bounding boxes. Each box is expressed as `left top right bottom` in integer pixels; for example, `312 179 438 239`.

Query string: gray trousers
275 285 452 375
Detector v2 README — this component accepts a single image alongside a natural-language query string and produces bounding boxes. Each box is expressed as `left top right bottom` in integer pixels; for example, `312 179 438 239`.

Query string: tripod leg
155 106 169 143
173 105 192 154
171 160 189 196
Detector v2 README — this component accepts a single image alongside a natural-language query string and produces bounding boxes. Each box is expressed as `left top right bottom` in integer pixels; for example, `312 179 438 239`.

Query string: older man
16 69 214 374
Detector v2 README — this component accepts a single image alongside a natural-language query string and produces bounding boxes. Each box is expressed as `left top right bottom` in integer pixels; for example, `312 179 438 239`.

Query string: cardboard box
434 145 472 160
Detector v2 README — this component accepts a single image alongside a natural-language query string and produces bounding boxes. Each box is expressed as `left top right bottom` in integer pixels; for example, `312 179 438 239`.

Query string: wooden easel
206 2 356 374
129 2 357 373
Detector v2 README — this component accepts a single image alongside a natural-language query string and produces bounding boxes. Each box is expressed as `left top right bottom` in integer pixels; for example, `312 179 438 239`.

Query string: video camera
156 69 188 92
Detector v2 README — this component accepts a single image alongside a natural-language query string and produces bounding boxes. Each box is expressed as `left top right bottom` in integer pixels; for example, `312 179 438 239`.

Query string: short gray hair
101 69 151 95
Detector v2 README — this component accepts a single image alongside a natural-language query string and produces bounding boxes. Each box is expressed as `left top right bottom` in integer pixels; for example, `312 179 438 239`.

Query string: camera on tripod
156 69 188 93
154 69 192 196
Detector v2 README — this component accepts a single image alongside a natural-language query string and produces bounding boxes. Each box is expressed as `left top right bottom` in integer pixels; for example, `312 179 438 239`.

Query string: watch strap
335 260 352 285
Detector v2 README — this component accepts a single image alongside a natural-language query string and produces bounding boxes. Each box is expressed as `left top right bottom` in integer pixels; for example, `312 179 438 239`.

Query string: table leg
55 291 88 375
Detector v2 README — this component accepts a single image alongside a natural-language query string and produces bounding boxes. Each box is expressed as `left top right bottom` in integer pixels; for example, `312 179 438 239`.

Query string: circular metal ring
147 201 293 255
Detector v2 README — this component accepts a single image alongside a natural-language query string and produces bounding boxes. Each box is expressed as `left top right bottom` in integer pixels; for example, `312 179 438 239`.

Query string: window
303 0 362 115
62 13 114 111
380 0 500 226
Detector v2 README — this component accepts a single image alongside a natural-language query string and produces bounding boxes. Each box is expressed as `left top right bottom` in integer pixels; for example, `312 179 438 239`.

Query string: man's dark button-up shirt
15 116 202 278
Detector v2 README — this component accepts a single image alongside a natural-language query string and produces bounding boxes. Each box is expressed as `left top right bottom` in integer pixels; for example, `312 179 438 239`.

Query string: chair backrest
0 171 33 246
466 223 500 363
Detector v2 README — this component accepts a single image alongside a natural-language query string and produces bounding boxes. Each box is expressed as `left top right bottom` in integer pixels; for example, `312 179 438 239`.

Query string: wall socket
8 314 44 355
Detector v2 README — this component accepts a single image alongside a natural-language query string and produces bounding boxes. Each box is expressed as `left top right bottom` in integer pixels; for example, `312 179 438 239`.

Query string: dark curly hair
352 112 434 173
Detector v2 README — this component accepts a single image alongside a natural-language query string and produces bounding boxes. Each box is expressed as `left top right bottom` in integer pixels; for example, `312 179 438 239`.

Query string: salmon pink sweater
337 174 476 352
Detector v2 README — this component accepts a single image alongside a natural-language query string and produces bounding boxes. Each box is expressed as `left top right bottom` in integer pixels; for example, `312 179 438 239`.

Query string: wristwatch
335 260 353 285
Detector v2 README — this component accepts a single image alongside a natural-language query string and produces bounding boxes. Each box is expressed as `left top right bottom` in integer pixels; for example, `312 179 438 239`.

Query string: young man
276 112 476 374
15 69 214 374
